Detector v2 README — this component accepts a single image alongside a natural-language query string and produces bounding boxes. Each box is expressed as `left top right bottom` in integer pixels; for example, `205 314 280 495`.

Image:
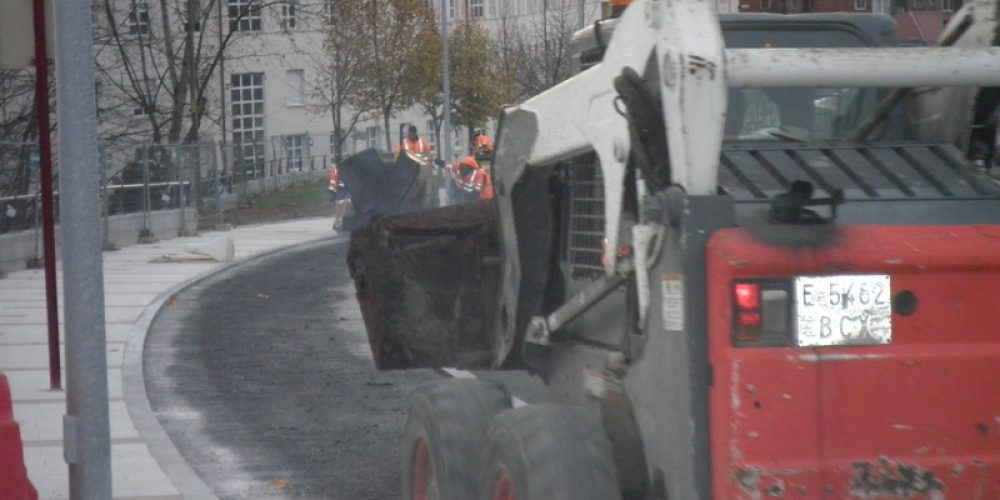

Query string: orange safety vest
451 156 493 199
473 168 494 200
328 165 342 191
398 137 431 156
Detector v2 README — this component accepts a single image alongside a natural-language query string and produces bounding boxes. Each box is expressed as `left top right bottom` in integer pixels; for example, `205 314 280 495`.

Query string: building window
285 135 305 171
285 69 305 106
854 0 867 9
129 0 150 35
366 126 380 150
448 0 455 19
228 0 261 32
281 0 297 29
470 0 485 17
231 73 265 175
182 0 202 31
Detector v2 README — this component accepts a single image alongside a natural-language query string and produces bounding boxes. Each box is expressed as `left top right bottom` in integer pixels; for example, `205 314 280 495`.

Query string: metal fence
0 143 52 235
1 139 333 238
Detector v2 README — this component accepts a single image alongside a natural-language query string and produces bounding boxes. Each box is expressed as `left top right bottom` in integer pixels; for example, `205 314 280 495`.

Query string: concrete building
92 0 336 175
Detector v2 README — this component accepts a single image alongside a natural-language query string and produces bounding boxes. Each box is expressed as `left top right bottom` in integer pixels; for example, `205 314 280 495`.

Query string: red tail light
731 280 791 347
733 282 762 340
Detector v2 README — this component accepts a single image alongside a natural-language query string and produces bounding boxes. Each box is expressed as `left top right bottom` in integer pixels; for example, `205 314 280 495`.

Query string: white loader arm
490 0 1000 365
500 0 1000 270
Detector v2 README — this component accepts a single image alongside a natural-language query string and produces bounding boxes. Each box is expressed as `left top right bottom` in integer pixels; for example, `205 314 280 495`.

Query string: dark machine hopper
336 149 424 229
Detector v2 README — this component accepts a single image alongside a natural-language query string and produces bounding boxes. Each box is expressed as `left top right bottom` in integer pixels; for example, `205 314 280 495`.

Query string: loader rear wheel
403 379 512 500
479 404 622 500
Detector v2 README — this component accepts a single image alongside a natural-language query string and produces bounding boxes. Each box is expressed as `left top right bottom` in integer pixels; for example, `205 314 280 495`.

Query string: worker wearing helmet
472 129 494 158
395 125 431 158
450 155 494 202
394 125 436 207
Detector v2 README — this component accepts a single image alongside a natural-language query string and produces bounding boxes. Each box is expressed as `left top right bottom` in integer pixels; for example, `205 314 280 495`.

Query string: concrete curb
122 232 346 499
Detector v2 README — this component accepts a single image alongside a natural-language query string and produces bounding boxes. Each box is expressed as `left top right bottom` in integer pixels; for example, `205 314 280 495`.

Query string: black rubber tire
479 404 622 500
402 378 512 500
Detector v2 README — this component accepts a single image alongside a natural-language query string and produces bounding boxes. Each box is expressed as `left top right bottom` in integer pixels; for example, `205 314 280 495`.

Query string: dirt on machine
347 0 1000 498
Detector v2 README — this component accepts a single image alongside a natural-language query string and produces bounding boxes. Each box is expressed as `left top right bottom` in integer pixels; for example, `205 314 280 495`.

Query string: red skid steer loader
348 0 1000 497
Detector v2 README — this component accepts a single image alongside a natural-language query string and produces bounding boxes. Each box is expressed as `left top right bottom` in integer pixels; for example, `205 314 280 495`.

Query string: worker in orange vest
450 156 494 201
328 164 352 231
395 125 431 158
394 125 436 206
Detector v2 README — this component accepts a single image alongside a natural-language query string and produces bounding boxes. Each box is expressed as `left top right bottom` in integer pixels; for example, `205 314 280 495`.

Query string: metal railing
1 139 334 241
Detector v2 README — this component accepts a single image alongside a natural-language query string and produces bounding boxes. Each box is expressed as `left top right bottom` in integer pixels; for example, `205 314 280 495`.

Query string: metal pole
54 0 113 496
33 0 61 391
178 150 188 236
441 0 452 164
33 191 41 262
100 148 112 250
141 144 152 240
579 0 585 29
217 0 228 160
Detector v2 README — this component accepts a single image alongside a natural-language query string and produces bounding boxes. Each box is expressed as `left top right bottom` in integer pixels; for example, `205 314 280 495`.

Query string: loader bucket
347 200 500 370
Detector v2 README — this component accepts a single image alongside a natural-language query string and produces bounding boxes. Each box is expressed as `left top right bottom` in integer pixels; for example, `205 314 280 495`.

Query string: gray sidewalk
0 218 335 499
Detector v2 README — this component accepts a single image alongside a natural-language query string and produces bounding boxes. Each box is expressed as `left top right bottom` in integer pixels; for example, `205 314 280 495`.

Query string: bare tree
0 70 39 142
0 69 48 231
93 0 272 144
494 0 579 100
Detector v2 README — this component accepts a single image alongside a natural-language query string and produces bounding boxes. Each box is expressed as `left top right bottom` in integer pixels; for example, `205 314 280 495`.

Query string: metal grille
718 143 1000 201
566 161 605 279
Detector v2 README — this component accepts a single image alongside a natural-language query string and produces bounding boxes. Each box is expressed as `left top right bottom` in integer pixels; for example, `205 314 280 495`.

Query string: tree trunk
432 116 442 161
383 112 392 151
183 0 200 144
332 104 343 163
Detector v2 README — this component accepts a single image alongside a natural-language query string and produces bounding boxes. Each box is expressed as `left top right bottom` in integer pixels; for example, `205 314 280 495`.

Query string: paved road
144 237 546 499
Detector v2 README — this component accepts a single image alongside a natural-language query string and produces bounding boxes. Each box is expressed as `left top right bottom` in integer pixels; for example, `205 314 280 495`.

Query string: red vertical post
33 0 61 390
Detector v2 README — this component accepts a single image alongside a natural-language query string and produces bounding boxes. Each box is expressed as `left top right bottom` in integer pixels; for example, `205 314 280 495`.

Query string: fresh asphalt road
144 237 547 499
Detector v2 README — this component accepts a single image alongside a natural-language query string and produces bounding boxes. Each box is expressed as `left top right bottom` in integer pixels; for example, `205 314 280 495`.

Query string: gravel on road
144 239 438 499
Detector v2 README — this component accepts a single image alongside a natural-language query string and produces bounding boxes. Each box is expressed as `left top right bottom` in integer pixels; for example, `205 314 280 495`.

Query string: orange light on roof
608 0 633 5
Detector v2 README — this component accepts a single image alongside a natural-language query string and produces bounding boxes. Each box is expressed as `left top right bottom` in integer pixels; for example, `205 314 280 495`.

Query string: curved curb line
122 233 346 499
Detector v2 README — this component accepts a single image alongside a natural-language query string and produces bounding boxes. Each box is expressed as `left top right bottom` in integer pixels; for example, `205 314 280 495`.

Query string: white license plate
794 275 892 347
